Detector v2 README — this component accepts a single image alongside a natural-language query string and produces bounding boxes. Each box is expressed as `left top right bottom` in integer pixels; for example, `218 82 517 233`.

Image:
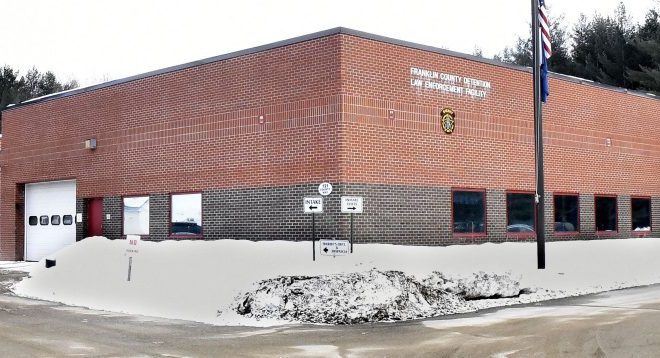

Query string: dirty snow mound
236 270 523 324
425 271 522 300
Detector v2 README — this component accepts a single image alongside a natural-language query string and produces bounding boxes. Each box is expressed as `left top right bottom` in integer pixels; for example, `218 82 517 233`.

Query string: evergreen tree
0 65 79 126
0 66 19 110
571 3 638 88
17 67 41 102
627 9 660 92
497 13 573 74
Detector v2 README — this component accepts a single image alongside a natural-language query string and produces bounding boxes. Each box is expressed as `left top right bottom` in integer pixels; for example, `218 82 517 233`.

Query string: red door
87 198 103 237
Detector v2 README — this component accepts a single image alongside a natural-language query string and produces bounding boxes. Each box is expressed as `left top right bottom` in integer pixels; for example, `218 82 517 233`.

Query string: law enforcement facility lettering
410 67 491 98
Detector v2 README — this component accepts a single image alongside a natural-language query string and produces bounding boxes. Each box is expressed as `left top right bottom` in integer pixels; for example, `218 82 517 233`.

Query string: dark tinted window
595 196 617 231
28 216 38 226
452 191 485 233
631 198 651 231
62 215 73 225
51 215 61 225
554 195 579 232
171 221 202 235
40 215 49 225
507 193 535 233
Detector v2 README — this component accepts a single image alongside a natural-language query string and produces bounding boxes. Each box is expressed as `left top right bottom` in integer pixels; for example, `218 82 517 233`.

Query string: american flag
539 0 551 102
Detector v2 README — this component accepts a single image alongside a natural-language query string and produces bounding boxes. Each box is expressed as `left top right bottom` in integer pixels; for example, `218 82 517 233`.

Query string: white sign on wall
320 239 350 256
341 196 364 214
304 197 323 214
318 183 333 196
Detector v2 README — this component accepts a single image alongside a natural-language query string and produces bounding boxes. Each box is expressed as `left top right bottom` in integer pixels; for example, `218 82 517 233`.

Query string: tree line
0 66 78 112
496 3 660 94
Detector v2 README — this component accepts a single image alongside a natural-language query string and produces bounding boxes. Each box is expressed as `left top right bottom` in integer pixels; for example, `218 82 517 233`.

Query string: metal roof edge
4 27 346 111
337 28 659 102
3 26 658 112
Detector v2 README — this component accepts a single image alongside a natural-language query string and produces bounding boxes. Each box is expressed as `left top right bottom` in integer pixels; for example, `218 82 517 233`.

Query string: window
62 215 73 225
39 215 49 225
595 196 617 232
123 196 150 235
554 194 579 232
171 193 202 236
28 216 38 226
507 192 535 233
452 190 486 234
51 215 61 225
631 197 651 232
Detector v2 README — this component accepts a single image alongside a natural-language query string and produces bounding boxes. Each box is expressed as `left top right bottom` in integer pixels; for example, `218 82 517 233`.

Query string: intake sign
320 239 350 256
304 197 323 214
409 67 491 99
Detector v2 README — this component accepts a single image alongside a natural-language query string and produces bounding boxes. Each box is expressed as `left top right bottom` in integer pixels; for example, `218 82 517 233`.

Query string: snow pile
424 271 523 300
11 236 660 326
237 270 521 324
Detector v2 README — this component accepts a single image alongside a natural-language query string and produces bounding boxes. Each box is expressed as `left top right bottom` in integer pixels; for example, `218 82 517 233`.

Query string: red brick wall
1 31 659 259
337 35 660 195
0 36 343 259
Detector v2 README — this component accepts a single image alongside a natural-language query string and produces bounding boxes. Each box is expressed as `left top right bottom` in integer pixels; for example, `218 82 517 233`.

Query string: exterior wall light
85 138 97 150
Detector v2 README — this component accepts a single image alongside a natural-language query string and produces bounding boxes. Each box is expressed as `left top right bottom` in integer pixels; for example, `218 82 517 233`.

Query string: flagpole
532 0 546 269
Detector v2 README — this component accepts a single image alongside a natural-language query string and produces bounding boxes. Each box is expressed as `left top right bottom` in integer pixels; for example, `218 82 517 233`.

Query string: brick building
1 28 658 261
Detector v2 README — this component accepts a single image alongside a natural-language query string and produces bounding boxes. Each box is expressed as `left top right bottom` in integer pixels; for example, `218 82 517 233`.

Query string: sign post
341 196 363 253
304 197 323 261
125 235 140 281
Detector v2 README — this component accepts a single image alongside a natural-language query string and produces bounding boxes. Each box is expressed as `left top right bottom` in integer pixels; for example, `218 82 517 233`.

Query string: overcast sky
2 0 657 86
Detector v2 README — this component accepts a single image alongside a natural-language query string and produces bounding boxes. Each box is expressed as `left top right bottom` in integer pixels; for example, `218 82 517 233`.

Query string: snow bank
237 270 521 324
0 261 34 273
12 236 660 326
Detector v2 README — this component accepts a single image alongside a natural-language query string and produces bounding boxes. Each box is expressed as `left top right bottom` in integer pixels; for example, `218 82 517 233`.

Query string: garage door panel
25 180 76 261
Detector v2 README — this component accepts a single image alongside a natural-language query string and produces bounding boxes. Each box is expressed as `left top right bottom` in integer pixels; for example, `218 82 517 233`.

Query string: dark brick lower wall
76 198 85 241
203 184 343 242
654 197 660 238
102 196 122 240
149 193 170 240
84 185 660 245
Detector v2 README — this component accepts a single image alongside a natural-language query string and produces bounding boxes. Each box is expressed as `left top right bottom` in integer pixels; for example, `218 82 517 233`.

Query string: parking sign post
304 197 323 261
341 196 363 254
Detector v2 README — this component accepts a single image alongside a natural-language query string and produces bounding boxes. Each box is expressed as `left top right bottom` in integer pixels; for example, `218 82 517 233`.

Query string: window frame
122 194 151 236
505 190 537 237
631 196 652 237
552 192 580 235
594 194 618 235
451 188 487 238
169 191 203 239
62 215 73 225
28 216 38 226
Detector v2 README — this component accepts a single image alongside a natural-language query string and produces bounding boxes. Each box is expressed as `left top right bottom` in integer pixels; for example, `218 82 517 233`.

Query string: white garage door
25 180 77 261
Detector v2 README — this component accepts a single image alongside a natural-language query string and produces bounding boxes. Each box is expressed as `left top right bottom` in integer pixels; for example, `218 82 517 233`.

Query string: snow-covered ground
10 236 660 326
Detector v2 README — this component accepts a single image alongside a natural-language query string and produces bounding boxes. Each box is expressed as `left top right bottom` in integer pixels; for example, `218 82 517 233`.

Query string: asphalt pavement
1 269 660 357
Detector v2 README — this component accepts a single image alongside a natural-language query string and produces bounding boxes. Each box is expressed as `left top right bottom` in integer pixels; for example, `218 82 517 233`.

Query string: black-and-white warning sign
320 239 350 256
318 183 333 196
304 197 323 214
341 196 363 214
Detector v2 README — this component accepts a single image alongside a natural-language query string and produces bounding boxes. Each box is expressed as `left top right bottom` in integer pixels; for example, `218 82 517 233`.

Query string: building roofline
3 27 657 111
